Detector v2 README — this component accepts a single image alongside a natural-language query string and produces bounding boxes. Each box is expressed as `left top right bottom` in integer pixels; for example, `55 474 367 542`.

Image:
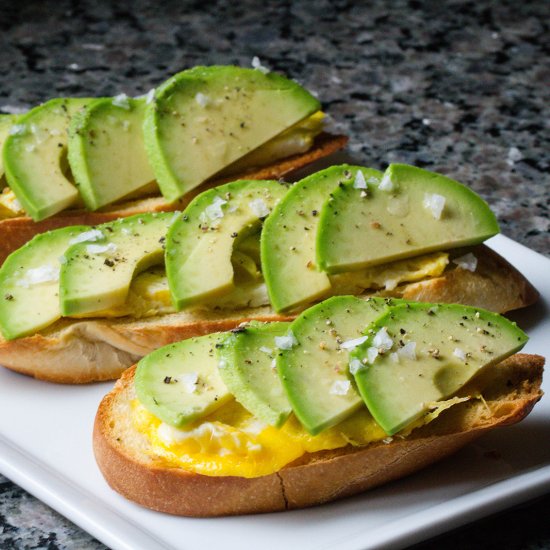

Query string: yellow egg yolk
132 398 388 478
0 188 25 219
132 393 474 478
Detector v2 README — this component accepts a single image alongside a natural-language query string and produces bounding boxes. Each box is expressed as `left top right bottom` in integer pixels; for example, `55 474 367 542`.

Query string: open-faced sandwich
0 65 346 263
0 164 537 383
93 296 544 516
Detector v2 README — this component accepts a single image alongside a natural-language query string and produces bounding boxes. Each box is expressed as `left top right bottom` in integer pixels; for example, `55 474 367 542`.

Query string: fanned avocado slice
68 96 156 210
166 179 288 309
143 65 320 202
217 321 292 427
60 212 175 316
350 302 528 435
277 295 392 435
317 164 499 273
3 98 91 221
135 333 232 428
0 225 90 339
261 165 383 313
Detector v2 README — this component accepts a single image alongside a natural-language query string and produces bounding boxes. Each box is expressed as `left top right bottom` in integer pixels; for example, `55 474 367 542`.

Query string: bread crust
93 354 544 516
0 244 538 383
0 132 348 265
397 246 539 312
0 309 292 384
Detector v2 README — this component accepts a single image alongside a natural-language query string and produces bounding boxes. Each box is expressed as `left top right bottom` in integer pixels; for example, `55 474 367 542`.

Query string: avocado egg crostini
0 65 347 264
0 164 537 383
92 296 543 516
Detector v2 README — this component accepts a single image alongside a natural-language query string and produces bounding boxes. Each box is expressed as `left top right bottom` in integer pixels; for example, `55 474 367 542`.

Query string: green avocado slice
350 302 528 435
0 225 90 339
3 98 91 221
143 65 320 202
68 96 156 210
217 321 292 427
166 179 288 309
135 333 232 428
277 295 393 435
317 164 500 273
60 212 175 316
261 165 383 313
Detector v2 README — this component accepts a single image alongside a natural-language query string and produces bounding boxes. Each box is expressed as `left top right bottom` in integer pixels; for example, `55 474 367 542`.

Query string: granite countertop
0 0 548 548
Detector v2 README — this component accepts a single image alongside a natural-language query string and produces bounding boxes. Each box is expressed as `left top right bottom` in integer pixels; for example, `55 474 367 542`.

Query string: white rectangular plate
0 234 548 550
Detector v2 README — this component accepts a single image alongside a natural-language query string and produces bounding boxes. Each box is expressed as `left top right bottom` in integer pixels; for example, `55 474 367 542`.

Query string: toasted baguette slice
0 133 347 265
0 244 537 384
93 353 544 517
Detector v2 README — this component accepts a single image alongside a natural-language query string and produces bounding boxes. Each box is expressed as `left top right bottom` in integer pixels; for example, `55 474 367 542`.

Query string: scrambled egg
68 267 175 319
68 250 449 319
132 394 474 478
132 398 386 478
330 252 449 294
221 111 325 176
0 188 24 218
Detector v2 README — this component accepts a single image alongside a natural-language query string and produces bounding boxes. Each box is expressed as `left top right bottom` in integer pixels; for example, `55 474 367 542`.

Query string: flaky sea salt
453 252 478 272
178 372 199 394
453 348 467 361
367 346 379 364
353 170 367 189
16 264 59 287
195 93 210 107
69 229 104 245
249 198 270 218
9 124 26 136
398 341 417 360
378 172 394 191
200 196 227 223
373 327 393 352
329 379 351 396
349 358 363 375
112 93 131 110
423 193 446 219
251 56 270 74
275 331 298 350
86 242 117 255
340 335 368 350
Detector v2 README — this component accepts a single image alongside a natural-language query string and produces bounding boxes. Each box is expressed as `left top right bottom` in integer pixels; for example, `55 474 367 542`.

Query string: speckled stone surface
0 0 548 549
